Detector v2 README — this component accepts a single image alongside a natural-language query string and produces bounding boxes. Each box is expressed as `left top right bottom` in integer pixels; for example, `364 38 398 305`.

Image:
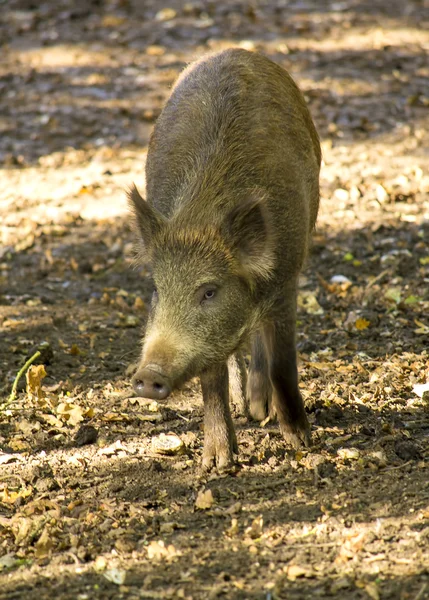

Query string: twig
2 350 41 410
175 412 191 422
288 541 338 548
414 583 427 600
384 461 412 471
361 268 392 301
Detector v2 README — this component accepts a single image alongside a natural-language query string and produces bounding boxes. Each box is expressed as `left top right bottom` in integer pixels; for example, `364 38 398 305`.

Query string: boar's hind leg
200 363 238 471
228 352 249 418
247 331 273 421
266 292 311 449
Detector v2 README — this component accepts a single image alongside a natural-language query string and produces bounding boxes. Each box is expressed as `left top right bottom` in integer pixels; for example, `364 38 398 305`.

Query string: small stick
384 461 412 471
414 583 427 600
2 350 41 409
361 268 392 301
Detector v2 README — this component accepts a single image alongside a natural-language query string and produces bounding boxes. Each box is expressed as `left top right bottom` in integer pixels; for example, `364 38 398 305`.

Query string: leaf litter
0 1 429 599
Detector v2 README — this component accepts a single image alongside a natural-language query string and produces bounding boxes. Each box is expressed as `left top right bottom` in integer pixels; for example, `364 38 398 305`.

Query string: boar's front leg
265 286 311 449
200 362 238 471
228 352 249 418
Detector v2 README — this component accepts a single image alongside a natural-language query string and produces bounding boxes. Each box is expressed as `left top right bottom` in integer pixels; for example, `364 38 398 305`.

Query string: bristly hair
153 224 238 269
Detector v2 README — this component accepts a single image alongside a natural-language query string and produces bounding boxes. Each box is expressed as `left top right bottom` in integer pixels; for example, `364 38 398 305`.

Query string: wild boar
129 48 321 470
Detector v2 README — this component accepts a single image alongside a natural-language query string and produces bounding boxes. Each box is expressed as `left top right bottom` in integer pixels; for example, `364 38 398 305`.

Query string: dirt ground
1 1 428 598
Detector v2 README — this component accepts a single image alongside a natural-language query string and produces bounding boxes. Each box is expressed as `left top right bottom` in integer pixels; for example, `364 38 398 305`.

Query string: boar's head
128 185 275 399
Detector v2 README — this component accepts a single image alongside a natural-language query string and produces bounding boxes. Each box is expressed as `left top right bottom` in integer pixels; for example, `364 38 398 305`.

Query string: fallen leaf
41 414 64 429
285 564 308 581
147 540 180 561
245 515 263 539
337 448 360 460
355 318 370 330
70 344 83 355
1 485 33 505
155 8 177 21
225 518 239 537
195 489 214 510
103 568 127 585
35 528 54 558
56 402 85 426
26 364 47 400
365 582 380 600
385 287 402 304
414 319 429 334
101 15 126 27
98 440 128 456
94 556 107 571
0 554 21 571
298 291 324 315
404 295 423 304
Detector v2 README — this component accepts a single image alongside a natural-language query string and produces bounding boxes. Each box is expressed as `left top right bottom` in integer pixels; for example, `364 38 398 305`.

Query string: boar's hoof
132 368 171 400
202 450 235 473
202 438 237 473
280 422 312 449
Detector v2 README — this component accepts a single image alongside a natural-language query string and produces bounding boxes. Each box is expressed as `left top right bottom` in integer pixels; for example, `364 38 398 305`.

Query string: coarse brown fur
129 48 321 471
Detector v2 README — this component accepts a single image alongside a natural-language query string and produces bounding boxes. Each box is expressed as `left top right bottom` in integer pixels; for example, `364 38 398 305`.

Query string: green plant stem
2 350 41 411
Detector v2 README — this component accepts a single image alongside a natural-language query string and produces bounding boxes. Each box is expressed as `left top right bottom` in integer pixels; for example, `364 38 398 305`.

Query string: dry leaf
195 489 214 510
384 287 402 304
8 439 31 452
13 516 36 545
98 440 128 456
355 318 370 330
245 515 263 539
101 15 126 27
35 528 54 558
1 485 33 505
56 402 85 426
298 291 324 315
337 448 360 460
70 344 82 355
147 540 180 561
335 530 367 564
225 518 239 537
155 8 177 21
103 568 127 585
285 564 308 581
26 364 47 400
365 582 380 600
414 319 429 335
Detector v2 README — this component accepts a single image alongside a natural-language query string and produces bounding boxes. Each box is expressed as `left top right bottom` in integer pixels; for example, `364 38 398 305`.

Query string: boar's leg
265 291 311 449
247 331 273 421
200 362 238 471
228 352 249 418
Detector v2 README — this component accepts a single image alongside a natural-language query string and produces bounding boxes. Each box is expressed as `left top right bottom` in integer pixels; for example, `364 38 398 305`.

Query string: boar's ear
224 193 275 281
127 184 166 255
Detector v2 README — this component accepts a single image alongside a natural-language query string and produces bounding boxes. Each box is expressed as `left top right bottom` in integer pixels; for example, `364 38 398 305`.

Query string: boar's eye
204 289 216 300
197 284 218 305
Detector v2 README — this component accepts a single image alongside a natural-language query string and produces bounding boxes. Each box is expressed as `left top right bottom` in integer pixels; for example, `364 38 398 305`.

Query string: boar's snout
132 367 172 400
